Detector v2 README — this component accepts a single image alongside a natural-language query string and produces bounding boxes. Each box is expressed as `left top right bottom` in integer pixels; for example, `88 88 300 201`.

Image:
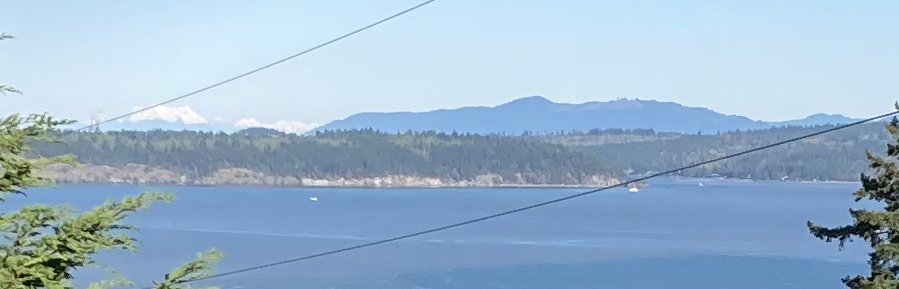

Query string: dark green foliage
0 113 223 289
582 124 889 181
34 128 615 185
30 123 891 183
0 114 76 201
537 128 677 146
1 31 221 289
807 109 899 288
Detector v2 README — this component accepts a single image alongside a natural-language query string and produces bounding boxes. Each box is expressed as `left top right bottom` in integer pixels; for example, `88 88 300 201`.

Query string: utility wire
77 0 440 132
153 110 899 288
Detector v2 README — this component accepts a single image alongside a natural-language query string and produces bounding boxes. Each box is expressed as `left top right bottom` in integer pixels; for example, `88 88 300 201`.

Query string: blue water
1 179 873 289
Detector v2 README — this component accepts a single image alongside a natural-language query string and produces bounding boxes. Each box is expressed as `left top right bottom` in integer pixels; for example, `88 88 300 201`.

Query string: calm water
2 179 874 289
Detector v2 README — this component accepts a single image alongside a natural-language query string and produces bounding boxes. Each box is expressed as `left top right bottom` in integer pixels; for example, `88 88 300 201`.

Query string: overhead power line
78 0 440 131
148 110 899 288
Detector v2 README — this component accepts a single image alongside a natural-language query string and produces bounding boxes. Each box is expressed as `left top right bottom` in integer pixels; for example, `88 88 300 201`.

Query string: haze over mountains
309 96 860 135
71 96 861 135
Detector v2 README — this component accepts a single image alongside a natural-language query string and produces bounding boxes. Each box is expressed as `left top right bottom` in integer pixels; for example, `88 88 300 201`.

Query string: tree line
32 123 891 183
586 123 889 181
33 128 616 185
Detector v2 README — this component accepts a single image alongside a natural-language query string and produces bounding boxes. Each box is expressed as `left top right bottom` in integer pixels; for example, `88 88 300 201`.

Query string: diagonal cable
78 0 440 131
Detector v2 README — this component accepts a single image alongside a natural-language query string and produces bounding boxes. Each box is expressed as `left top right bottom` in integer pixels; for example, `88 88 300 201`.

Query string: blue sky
1 0 897 130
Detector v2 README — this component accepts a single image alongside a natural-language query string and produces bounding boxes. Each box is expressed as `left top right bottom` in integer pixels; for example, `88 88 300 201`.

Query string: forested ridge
31 122 888 185
581 123 888 181
33 128 617 186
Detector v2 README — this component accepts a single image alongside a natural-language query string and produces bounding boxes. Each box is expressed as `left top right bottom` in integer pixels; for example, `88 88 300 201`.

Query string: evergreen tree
808 105 899 288
0 31 221 289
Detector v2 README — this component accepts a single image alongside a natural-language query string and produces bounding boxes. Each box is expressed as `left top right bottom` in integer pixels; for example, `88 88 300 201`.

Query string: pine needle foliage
809 103 899 288
0 31 222 289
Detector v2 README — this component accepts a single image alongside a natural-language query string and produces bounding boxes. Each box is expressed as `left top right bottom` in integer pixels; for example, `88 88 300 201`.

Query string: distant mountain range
65 96 863 135
61 105 318 134
309 96 861 135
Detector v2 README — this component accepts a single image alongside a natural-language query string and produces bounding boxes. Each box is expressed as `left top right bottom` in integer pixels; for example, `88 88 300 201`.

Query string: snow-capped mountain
66 105 320 134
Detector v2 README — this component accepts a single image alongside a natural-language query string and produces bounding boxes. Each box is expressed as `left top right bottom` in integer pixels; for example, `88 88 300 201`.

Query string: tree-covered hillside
584 123 887 181
33 128 617 186
32 122 887 185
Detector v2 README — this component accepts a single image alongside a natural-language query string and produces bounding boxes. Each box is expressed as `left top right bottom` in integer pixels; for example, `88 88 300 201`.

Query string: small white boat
628 187 639 193
698 182 704 187
308 197 318 201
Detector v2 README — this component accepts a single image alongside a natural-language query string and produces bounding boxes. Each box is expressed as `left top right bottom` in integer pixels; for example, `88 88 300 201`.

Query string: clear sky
1 0 897 129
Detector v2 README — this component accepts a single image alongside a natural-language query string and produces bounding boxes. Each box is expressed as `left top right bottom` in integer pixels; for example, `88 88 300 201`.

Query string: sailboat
627 183 639 193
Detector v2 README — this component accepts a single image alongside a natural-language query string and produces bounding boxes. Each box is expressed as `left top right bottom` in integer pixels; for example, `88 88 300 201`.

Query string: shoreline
669 176 859 185
47 182 625 190
38 164 624 189
39 164 861 189
47 178 861 189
